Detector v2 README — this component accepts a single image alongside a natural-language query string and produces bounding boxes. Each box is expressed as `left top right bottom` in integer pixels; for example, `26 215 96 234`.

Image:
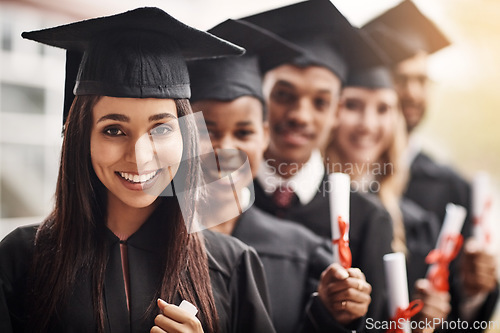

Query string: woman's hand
151 299 204 333
317 263 372 325
412 279 451 333
461 238 498 295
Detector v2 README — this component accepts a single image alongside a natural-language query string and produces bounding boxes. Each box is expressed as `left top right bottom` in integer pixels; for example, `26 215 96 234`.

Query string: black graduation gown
254 175 394 331
232 206 363 333
400 197 440 293
405 151 499 331
405 151 472 237
0 211 275 333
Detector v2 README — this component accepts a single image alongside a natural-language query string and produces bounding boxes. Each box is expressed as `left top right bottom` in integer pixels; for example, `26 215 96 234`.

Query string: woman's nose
126 133 156 167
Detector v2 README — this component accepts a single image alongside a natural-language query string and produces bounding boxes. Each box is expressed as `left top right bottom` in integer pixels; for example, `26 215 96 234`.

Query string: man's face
393 52 429 133
262 64 341 165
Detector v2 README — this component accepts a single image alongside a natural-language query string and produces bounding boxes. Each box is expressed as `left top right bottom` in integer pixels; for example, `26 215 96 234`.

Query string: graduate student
363 1 499 330
324 45 448 329
0 8 276 333
189 18 372 333
240 0 394 327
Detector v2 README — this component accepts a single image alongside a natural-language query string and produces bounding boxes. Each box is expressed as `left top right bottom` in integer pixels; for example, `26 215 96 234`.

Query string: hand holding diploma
461 172 498 295
411 279 451 333
152 299 203 333
329 173 352 269
461 238 498 295
472 172 494 248
317 263 372 326
425 203 466 292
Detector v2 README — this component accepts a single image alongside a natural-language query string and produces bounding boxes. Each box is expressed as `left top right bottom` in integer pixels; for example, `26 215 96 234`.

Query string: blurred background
1 0 500 328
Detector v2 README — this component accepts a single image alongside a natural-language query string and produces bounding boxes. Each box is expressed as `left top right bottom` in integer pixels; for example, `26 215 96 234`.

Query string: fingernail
158 298 168 307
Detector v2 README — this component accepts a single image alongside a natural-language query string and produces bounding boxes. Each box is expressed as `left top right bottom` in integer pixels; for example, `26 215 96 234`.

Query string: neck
106 195 158 240
210 217 238 235
204 189 244 234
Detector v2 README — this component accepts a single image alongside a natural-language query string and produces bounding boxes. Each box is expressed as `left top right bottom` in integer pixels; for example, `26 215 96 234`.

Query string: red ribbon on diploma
386 300 424 333
474 197 493 244
425 234 464 292
332 216 352 269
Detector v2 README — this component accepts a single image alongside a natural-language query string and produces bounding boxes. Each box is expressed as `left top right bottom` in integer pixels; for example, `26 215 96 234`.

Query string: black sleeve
444 273 499 333
301 293 365 333
357 208 393 328
0 271 15 333
230 247 276 333
0 226 37 333
472 286 499 327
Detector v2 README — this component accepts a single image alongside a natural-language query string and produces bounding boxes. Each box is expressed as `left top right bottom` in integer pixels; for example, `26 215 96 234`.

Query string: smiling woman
0 7 275 333
90 97 183 213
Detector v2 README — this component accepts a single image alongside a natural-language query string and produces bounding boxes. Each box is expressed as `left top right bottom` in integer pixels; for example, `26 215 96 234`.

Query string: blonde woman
324 63 450 330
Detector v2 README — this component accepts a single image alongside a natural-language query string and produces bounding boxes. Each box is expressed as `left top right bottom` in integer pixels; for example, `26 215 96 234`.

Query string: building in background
0 3 77 236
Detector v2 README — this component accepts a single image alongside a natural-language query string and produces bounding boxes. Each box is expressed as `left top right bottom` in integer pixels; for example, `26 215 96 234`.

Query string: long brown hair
28 96 218 332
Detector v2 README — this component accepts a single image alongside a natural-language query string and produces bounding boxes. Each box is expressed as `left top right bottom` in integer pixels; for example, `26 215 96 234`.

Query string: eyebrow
97 112 177 123
236 121 253 126
276 80 332 95
275 80 296 89
97 114 130 123
316 89 333 95
149 113 177 122
206 120 253 127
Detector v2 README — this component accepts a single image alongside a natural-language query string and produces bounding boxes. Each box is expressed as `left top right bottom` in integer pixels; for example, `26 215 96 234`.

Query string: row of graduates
0 0 498 332
186 1 499 332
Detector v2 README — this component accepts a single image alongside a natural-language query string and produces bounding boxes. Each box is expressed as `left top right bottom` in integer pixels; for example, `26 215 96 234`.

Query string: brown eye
378 104 389 114
343 98 363 111
271 89 296 104
416 75 429 85
314 97 330 111
103 127 124 136
235 129 254 139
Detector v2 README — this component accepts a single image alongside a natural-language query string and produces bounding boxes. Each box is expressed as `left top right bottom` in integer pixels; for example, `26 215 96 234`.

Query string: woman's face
90 97 183 209
336 87 399 164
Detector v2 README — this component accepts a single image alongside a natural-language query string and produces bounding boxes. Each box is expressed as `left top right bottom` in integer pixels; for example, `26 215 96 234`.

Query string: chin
281 146 312 163
122 195 159 209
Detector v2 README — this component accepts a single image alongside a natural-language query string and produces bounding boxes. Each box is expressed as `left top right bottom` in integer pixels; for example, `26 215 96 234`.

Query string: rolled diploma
328 173 350 265
179 300 198 316
472 172 492 246
435 203 466 254
426 203 467 278
384 252 411 333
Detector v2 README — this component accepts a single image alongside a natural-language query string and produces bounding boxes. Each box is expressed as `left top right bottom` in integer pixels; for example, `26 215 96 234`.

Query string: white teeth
119 170 158 183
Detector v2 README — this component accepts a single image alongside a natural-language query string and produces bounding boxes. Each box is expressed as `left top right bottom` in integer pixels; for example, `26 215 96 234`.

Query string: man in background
364 1 498 331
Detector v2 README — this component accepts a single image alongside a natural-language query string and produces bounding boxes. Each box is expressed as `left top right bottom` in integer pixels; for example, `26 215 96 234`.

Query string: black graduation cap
21 7 245 126
188 19 303 103
346 66 394 89
345 26 410 89
239 0 388 82
362 0 451 58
